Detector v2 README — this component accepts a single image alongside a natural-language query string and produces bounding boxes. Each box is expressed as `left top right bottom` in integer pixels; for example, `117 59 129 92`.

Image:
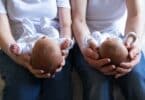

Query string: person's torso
6 0 58 21
5 0 59 39
86 0 127 34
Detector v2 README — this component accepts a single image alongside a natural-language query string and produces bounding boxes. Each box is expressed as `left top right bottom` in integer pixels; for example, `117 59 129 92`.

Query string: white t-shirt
86 0 127 34
0 0 70 39
86 0 145 55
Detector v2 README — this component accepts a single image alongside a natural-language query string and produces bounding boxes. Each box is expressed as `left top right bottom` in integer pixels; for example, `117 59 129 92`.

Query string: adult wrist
60 34 72 40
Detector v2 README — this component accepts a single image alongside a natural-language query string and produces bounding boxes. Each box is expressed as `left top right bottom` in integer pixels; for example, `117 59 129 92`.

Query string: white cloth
84 31 124 47
0 0 6 13
17 17 59 54
0 0 70 39
92 31 123 46
17 17 73 54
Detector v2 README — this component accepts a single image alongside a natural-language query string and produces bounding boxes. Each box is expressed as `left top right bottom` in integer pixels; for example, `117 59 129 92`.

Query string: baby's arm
58 7 74 50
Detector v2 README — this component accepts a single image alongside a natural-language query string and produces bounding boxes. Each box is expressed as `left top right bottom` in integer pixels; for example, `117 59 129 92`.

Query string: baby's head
99 38 128 65
31 36 64 75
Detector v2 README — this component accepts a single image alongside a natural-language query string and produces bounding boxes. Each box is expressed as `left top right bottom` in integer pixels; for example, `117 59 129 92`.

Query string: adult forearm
125 0 144 41
58 8 72 39
72 19 91 49
125 15 143 38
60 24 72 39
0 14 16 54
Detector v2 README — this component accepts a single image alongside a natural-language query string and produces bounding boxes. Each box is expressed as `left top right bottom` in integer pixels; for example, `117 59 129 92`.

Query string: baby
9 17 73 76
85 31 136 65
31 36 66 75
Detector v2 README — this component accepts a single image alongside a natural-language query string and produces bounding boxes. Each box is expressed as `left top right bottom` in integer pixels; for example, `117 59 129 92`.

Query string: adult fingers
26 63 51 78
60 57 65 67
120 54 141 69
95 58 111 68
129 46 140 59
36 73 51 78
85 57 111 69
55 59 65 72
85 47 99 60
115 54 140 79
115 67 132 74
29 68 51 78
100 65 116 75
55 67 63 73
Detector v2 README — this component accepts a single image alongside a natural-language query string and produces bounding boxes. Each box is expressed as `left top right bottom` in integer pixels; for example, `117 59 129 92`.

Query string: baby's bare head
31 36 63 74
99 38 128 65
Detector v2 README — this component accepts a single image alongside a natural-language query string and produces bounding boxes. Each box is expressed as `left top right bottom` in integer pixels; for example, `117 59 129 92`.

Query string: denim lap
73 45 145 100
0 51 72 100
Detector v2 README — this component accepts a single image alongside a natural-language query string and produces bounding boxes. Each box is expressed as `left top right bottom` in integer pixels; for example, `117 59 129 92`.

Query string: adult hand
115 37 141 78
80 38 116 75
9 52 51 78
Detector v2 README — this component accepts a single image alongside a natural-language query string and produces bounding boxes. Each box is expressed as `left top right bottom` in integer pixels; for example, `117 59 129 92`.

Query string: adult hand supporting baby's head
9 50 51 78
80 36 116 75
115 32 141 78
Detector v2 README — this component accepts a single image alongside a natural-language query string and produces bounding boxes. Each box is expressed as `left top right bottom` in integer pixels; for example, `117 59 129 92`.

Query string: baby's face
31 36 64 75
99 38 128 65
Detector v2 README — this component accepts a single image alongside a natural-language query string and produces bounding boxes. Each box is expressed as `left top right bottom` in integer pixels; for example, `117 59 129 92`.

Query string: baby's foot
60 39 72 50
9 44 20 56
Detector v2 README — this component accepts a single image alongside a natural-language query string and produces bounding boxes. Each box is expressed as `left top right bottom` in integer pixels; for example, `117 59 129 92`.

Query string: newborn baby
9 17 73 76
85 31 136 65
99 37 128 65
31 36 67 75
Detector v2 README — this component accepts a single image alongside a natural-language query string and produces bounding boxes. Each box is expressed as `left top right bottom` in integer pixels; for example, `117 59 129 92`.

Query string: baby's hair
31 36 63 74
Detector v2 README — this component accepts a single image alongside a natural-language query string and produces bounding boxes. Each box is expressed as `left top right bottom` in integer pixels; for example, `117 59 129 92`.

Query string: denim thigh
0 51 41 100
41 49 73 100
116 52 145 100
0 50 73 100
73 45 113 100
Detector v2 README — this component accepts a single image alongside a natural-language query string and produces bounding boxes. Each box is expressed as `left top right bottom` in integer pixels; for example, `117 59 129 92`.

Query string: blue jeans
0 50 73 100
73 45 145 100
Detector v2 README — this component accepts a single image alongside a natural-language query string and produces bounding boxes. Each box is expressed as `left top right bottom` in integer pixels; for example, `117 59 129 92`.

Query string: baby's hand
60 38 73 50
9 44 20 56
124 32 137 48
